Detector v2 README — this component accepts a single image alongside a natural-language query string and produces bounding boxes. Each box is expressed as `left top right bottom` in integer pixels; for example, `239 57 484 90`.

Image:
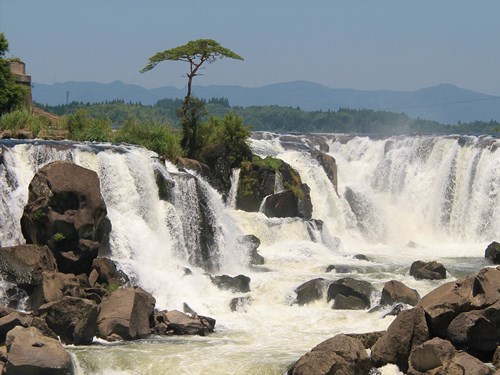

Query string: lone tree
141 39 243 157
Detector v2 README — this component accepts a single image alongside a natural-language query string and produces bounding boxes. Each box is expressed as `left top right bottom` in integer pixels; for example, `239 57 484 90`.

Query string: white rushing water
0 134 498 375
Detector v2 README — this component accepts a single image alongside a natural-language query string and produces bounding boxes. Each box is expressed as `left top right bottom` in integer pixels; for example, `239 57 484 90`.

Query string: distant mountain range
32 80 500 124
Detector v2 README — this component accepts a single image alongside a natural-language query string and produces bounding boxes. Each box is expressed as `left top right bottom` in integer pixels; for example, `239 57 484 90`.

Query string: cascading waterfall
0 133 498 375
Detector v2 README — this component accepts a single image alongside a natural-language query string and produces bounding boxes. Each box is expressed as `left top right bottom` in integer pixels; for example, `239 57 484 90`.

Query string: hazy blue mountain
32 80 500 124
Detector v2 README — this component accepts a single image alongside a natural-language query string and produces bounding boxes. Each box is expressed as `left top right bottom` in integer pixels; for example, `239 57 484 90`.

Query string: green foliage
250 155 284 170
284 181 304 200
105 282 120 294
0 33 28 115
0 109 48 136
53 232 65 242
177 97 207 158
65 109 112 141
32 208 46 221
114 118 183 160
198 112 252 167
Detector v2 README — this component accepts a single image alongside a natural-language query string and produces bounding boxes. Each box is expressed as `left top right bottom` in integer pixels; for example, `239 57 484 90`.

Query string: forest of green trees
37 98 500 136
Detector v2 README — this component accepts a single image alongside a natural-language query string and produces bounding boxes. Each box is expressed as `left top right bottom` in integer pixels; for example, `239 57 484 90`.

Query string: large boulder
30 271 85 311
371 307 430 372
97 287 155 341
262 184 313 219
0 245 57 291
287 334 372 375
235 163 276 212
446 300 500 361
327 278 374 310
380 280 421 306
238 235 264 266
38 296 99 345
4 326 74 375
407 337 457 375
410 260 447 280
486 242 500 264
20 161 111 275
417 266 500 338
294 278 326 306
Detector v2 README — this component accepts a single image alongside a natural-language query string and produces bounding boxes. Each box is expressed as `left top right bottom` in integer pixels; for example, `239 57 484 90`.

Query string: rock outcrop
210 274 251 293
4 326 74 375
380 280 420 306
410 260 447 280
327 278 374 310
287 334 372 375
20 160 111 275
485 241 500 264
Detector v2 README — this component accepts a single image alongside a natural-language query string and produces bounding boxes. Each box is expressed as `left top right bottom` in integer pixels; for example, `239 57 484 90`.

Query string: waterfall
0 140 249 310
251 133 500 247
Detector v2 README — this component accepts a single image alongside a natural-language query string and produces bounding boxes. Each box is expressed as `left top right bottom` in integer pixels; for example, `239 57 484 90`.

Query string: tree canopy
0 33 27 115
141 39 243 99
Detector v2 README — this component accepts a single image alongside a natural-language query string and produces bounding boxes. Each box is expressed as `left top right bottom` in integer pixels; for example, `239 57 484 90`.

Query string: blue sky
1 0 499 95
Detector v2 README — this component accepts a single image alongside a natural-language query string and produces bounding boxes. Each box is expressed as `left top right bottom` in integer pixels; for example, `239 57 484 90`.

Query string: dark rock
262 184 313 220
211 274 250 293
325 265 336 273
493 346 500 369
371 307 430 372
333 294 368 310
97 287 155 341
0 245 57 291
236 164 276 212
354 254 369 261
229 297 252 312
485 242 500 264
312 151 338 196
287 334 372 375
294 278 326 306
380 280 420 306
410 260 447 280
163 310 214 336
176 157 211 177
5 326 74 375
199 143 234 201
239 235 264 265
346 331 386 349
407 337 456 375
30 271 84 311
39 296 99 345
327 277 374 309
88 258 129 288
444 351 493 374
30 317 58 340
446 300 500 361
417 266 500 338
380 303 406 318
20 160 111 275
0 312 33 343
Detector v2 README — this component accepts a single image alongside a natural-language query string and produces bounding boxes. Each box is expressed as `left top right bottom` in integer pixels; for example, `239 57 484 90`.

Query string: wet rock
39 296 99 345
417 266 500 338
97 287 155 341
287 334 372 375
312 151 338 195
294 278 326 306
371 307 430 372
239 235 264 265
211 274 250 293
485 242 500 264
380 280 420 306
229 296 252 312
5 326 74 375
200 143 234 200
163 310 215 336
327 277 374 310
20 160 111 275
354 254 369 261
262 184 313 220
175 157 210 177
0 245 57 292
410 260 447 280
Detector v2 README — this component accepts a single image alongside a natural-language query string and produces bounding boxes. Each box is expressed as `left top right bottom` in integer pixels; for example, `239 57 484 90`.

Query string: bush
114 118 183 160
0 109 49 136
198 112 252 167
65 109 112 142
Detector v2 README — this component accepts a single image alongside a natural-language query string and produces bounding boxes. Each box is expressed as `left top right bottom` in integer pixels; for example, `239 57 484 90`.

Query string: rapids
0 133 498 375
